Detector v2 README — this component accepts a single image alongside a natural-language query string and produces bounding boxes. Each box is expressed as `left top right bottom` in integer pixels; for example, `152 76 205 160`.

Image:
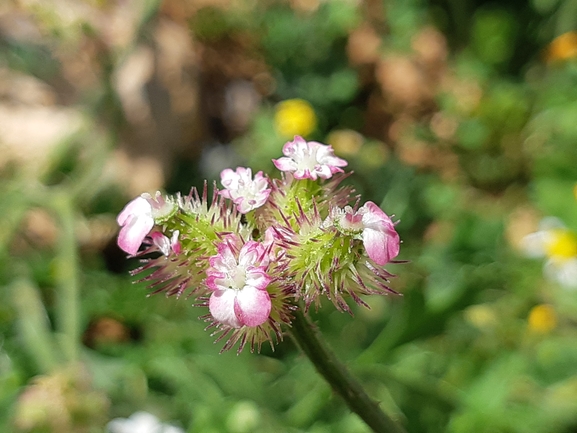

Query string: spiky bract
271 205 398 313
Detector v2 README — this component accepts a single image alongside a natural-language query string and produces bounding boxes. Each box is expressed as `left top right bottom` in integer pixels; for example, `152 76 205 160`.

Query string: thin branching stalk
11 279 60 372
290 308 406 433
50 191 81 363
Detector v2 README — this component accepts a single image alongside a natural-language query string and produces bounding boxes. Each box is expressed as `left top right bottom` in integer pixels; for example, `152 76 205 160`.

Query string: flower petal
118 220 154 256
273 136 347 180
234 285 271 327
151 232 171 255
245 267 272 290
361 201 393 231
272 157 297 172
116 196 151 226
116 197 154 255
544 258 577 290
521 231 550 258
209 289 242 328
219 167 270 213
363 226 400 265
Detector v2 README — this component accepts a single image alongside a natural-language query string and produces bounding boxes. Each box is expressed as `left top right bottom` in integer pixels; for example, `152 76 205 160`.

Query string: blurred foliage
1 0 577 432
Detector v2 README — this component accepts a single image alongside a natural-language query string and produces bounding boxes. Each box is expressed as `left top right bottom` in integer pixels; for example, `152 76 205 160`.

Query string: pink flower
142 192 178 221
332 201 400 265
116 192 178 255
117 197 154 255
151 230 182 256
273 136 347 180
219 167 271 213
206 237 272 328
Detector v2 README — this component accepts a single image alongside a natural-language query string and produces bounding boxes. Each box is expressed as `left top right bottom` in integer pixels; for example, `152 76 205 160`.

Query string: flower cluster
117 136 401 352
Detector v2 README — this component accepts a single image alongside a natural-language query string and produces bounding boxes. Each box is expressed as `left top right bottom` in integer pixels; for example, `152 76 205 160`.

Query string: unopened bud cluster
117 136 401 352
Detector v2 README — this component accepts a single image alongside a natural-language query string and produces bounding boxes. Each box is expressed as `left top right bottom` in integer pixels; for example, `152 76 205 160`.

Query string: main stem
290 308 406 433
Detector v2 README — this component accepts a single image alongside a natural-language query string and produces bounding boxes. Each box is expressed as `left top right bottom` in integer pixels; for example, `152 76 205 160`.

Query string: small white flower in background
107 411 184 433
521 217 577 290
544 257 577 289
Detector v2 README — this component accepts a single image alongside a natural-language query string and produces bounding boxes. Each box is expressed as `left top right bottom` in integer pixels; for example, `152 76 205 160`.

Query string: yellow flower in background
521 217 577 289
545 229 577 260
546 31 577 62
528 304 557 334
274 99 317 138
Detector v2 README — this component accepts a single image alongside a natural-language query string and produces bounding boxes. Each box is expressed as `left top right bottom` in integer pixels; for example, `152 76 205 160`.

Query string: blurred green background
1 0 577 432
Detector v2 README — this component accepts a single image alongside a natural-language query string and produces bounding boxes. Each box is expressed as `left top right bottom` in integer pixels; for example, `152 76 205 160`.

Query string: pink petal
282 135 306 155
235 199 256 214
234 286 271 327
245 268 272 290
238 241 263 266
151 232 171 255
220 168 238 187
205 271 227 291
314 164 333 179
219 189 233 200
118 218 153 255
315 144 347 168
209 290 242 328
116 197 154 255
273 157 297 172
363 227 400 265
292 168 312 180
235 167 252 178
170 231 182 254
118 222 154 256
116 196 151 226
361 201 393 230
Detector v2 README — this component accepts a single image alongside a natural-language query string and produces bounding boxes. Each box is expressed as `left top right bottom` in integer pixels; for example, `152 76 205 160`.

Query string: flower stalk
290 308 406 433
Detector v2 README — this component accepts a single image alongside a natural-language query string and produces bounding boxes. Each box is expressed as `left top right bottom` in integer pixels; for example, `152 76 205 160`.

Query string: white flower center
224 264 247 290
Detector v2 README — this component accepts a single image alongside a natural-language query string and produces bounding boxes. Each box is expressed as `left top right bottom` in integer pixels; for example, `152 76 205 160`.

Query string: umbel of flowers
117 136 401 353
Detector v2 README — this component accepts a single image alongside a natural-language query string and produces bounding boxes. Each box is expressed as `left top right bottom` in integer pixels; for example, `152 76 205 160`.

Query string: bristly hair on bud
252 171 356 236
270 200 399 313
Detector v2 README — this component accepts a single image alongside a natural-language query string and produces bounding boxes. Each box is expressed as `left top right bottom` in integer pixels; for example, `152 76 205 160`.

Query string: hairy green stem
290 309 406 433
